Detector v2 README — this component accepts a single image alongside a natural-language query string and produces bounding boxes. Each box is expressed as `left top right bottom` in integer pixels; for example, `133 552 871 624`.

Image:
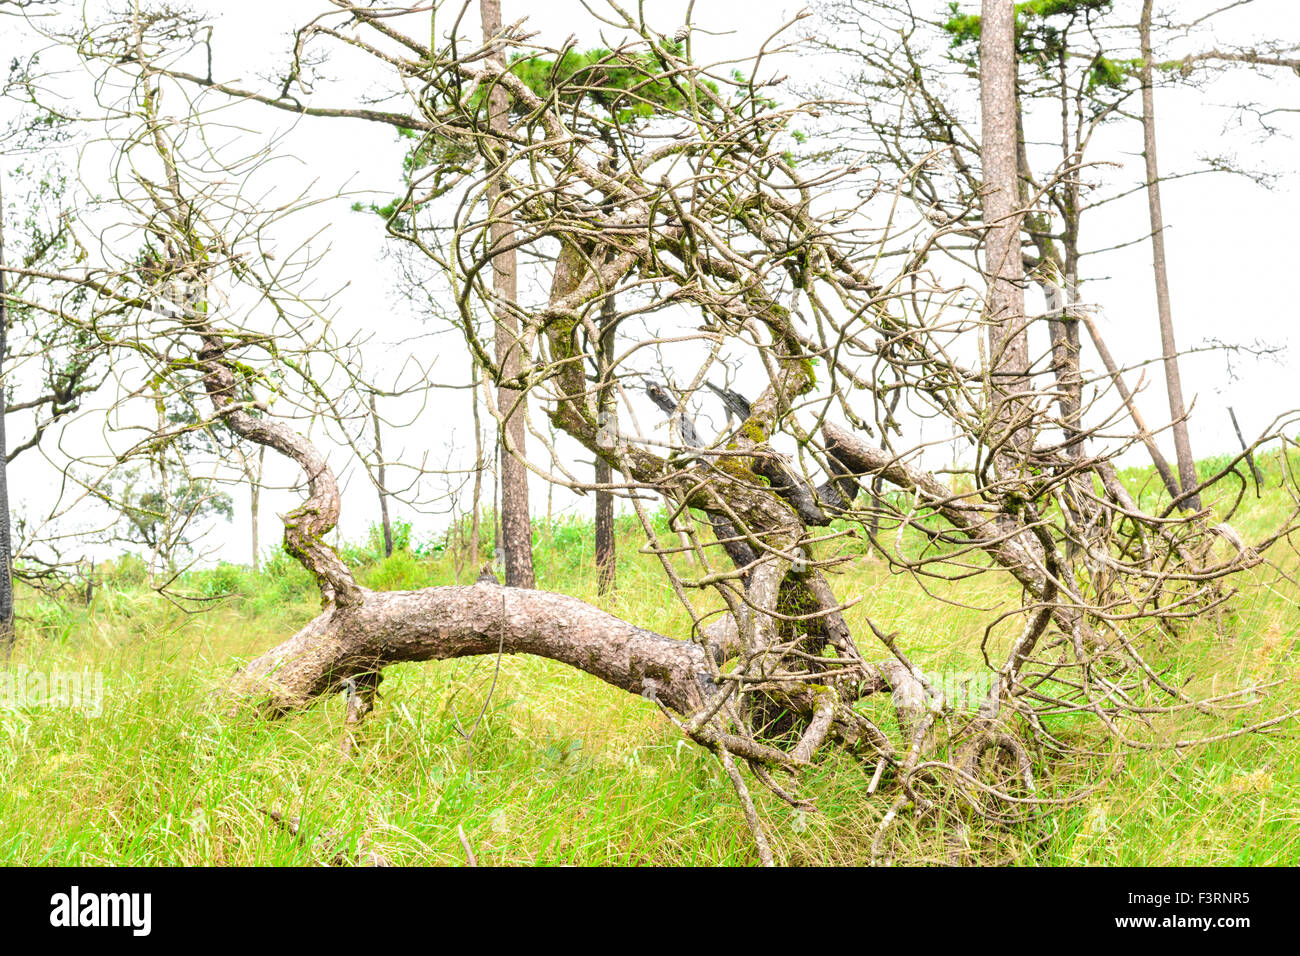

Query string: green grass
2 452 1297 866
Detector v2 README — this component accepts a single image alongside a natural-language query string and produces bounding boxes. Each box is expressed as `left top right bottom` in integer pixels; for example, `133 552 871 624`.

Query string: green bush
102 553 149 589
249 548 315 613
363 550 432 592
19 600 81 644
193 562 246 598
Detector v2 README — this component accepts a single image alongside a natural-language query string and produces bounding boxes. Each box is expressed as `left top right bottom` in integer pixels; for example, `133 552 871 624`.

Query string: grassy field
2 453 1297 866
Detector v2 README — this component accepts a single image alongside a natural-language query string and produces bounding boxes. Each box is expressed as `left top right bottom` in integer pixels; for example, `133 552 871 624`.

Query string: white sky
2 0 1298 567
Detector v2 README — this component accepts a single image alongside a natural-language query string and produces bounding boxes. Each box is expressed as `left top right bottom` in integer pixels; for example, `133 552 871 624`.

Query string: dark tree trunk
1140 0 1201 510
1227 407 1264 485
594 460 614 591
482 0 535 588
595 292 616 594
370 392 393 558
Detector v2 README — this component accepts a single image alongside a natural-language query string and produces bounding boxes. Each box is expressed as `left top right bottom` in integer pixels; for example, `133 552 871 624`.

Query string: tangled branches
12 0 1300 864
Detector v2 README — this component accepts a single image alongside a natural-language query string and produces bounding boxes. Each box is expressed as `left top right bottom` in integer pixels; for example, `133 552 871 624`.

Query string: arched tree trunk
232 578 717 716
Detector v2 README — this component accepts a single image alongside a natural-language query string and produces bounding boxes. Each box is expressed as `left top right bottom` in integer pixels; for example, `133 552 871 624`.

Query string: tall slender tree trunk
1081 313 1181 500
239 443 265 570
369 391 393 558
1053 43 1084 463
868 386 902 544
0 175 14 659
594 292 616 594
1227 407 1264 485
151 401 169 584
1016 103 1081 460
493 442 501 575
469 360 484 578
980 0 1029 464
249 459 261 569
1140 0 1200 510
481 0 534 587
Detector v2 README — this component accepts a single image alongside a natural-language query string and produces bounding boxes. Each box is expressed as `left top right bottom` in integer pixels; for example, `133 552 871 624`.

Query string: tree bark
250 467 261 569
1227 407 1263 485
594 460 615 590
1140 0 1201 510
232 441 266 569
824 424 1044 593
1016 103 1082 461
370 391 393 558
249 446 264 569
0 175 13 659
594 292 616 594
230 578 717 716
980 0 1030 465
481 0 535 587
1080 312 1182 500
200 340 362 610
469 360 484 579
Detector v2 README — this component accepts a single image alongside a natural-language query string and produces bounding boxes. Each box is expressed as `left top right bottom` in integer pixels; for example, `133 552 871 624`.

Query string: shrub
363 550 431 592
193 562 246 599
102 553 149 589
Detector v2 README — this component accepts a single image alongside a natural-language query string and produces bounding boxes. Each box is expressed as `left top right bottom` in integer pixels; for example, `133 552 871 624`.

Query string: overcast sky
2 0 1298 567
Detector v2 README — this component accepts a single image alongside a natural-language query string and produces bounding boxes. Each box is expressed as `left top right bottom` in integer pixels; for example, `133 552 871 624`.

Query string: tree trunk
1015 102 1082 461
370 391 393 558
250 482 260 569
250 447 263 570
1227 407 1264 485
150 401 169 583
594 292 616 594
980 0 1029 464
0 175 13 660
1080 313 1182 500
482 0 535 587
234 441 265 570
867 386 902 544
231 579 717 716
469 360 484 579
1140 0 1201 510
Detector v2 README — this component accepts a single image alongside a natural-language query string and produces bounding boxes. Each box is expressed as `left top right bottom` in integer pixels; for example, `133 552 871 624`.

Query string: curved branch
197 337 362 609
229 577 718 716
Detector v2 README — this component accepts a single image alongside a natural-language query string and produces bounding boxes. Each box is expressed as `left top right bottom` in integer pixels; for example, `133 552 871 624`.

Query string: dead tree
27 2 1300 865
